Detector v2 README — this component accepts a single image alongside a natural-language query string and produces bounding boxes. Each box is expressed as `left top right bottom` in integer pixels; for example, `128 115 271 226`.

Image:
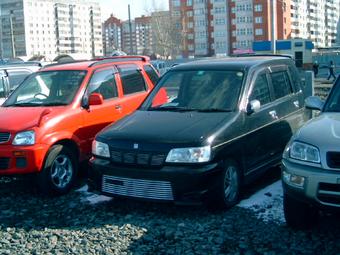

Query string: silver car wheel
50 154 73 189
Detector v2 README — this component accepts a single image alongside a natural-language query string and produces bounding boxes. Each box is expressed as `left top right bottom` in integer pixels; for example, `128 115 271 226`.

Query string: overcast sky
99 0 169 21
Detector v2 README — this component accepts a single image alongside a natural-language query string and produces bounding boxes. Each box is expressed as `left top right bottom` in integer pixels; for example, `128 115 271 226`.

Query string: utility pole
128 4 133 55
9 10 16 58
271 0 276 54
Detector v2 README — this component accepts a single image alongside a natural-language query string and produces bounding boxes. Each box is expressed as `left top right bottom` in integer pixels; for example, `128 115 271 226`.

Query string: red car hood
0 107 59 132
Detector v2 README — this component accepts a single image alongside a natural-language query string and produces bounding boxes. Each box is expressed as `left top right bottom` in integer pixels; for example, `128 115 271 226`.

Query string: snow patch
76 185 112 205
238 181 285 224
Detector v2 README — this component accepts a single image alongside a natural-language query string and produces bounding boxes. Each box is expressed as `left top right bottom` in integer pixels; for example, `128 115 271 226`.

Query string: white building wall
212 0 229 55
232 0 253 50
0 0 102 60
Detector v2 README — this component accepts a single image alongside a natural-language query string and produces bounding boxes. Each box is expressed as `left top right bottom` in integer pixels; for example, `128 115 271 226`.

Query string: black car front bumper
88 157 223 204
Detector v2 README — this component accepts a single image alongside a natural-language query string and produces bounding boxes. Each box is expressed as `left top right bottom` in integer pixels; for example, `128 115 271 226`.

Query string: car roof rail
231 53 293 59
89 55 150 67
41 60 89 69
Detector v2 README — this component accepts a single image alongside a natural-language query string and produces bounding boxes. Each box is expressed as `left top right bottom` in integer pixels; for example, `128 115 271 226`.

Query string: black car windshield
3 70 87 107
141 70 244 111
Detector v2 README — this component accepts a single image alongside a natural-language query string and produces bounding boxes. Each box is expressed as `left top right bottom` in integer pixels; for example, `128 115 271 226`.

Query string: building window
255 29 263 35
254 4 262 12
187 0 192 6
255 17 263 24
172 0 180 7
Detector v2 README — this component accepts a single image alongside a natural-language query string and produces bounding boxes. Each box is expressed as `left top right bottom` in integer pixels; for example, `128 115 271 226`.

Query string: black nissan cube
89 56 309 208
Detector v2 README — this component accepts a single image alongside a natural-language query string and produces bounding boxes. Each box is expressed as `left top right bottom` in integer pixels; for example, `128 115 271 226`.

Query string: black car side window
271 71 293 99
250 73 271 106
88 69 118 100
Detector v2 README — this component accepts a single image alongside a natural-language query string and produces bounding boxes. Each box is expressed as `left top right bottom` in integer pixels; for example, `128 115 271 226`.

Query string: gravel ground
0 171 339 255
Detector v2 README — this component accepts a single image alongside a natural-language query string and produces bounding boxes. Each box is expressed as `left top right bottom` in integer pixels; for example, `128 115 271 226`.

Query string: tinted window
7 70 31 90
288 65 301 92
88 69 118 100
271 71 293 99
0 77 5 97
144 65 159 85
250 73 271 105
4 70 86 106
142 70 244 111
117 64 146 95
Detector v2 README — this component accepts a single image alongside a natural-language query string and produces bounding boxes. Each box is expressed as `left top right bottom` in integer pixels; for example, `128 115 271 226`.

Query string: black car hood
98 110 236 147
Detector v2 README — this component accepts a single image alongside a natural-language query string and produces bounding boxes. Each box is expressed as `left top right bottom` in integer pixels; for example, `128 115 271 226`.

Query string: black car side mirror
305 96 324 111
246 100 261 115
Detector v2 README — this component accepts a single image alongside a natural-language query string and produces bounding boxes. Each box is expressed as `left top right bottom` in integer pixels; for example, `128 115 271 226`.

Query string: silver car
0 62 41 105
282 76 340 228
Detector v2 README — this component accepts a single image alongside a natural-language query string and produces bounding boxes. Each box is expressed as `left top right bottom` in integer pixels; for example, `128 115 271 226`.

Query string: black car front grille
0 132 10 143
317 183 340 205
111 150 166 167
0 157 10 170
326 152 340 168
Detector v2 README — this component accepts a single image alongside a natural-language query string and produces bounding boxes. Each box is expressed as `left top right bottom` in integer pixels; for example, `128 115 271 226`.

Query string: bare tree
144 0 185 59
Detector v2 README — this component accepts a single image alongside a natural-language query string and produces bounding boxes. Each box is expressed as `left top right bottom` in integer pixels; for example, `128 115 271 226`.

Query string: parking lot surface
0 167 339 255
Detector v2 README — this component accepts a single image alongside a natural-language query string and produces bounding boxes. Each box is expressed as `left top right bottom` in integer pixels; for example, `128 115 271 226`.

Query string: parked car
0 62 41 105
89 55 310 208
0 56 159 195
282 76 340 228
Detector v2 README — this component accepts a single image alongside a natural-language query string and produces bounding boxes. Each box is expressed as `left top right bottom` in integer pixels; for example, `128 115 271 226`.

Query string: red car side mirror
89 93 104 106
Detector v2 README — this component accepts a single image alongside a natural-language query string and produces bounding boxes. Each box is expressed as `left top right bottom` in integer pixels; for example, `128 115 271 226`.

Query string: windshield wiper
196 108 232 112
7 102 42 107
148 106 197 112
41 102 68 106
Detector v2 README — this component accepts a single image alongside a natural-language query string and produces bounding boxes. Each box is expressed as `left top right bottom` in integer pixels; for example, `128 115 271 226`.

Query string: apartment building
103 14 122 56
0 0 102 60
135 16 153 55
121 20 137 54
291 0 339 48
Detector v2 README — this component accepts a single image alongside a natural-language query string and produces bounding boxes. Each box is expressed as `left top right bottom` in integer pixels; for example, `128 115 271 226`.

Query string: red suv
0 56 158 195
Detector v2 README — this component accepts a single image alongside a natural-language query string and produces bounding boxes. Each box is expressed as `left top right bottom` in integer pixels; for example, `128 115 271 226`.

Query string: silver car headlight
166 146 211 163
290 141 320 163
92 140 110 158
12 131 35 145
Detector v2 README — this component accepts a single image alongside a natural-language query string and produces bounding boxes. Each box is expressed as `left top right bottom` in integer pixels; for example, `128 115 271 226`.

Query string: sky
99 0 169 21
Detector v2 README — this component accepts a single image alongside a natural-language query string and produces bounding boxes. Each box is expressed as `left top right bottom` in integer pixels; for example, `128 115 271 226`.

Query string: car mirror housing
89 93 104 106
305 96 324 111
247 99 261 115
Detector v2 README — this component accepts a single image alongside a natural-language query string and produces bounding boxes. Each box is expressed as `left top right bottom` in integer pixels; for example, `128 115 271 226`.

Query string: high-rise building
103 14 122 56
170 0 339 57
291 0 339 48
121 20 136 54
135 15 153 55
0 0 102 60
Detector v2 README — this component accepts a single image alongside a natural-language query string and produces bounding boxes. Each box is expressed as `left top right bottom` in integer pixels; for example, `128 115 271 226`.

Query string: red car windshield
4 70 87 107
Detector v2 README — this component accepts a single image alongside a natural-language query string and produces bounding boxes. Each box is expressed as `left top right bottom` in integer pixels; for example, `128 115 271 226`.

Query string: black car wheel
283 193 318 229
207 160 241 209
37 145 78 196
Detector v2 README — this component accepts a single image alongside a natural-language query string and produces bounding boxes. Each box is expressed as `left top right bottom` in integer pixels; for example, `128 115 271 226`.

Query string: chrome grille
111 150 166 167
0 132 10 143
102 175 174 201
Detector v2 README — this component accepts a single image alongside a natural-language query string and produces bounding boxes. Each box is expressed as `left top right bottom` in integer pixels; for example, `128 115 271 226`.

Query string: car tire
206 160 241 209
283 193 318 229
37 145 78 196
